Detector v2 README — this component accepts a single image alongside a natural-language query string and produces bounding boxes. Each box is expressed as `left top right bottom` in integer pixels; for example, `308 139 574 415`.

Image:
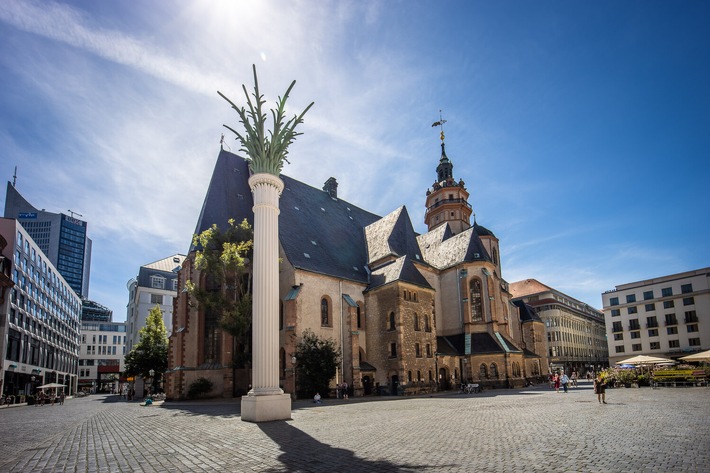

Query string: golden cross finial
431 110 447 143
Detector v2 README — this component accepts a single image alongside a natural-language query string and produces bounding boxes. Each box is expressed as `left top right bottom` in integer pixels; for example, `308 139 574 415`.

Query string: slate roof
473 221 496 238
367 255 433 291
417 225 491 270
193 150 381 284
513 300 543 323
438 331 522 356
364 206 423 266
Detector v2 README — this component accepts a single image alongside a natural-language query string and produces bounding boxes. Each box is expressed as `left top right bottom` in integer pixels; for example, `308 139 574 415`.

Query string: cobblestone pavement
0 381 708 472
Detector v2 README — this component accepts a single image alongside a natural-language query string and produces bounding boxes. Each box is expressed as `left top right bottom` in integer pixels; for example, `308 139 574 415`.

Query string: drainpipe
339 280 344 385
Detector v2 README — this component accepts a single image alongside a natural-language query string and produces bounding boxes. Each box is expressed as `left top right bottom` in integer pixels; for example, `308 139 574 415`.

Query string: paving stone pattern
0 381 708 472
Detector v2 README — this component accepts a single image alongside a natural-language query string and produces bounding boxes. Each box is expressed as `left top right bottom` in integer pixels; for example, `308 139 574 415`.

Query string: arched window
413 292 418 302
479 363 488 379
388 312 395 331
492 247 499 266
490 363 498 378
356 303 362 329
413 313 420 331
470 278 483 322
415 343 421 358
407 370 412 382
424 315 431 332
321 297 330 326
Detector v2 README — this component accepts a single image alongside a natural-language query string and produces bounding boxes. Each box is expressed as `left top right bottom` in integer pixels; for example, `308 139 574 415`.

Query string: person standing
594 375 607 404
553 373 560 393
561 373 570 393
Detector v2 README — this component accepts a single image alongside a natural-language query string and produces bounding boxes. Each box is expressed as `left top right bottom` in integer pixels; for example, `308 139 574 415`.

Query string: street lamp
291 356 297 400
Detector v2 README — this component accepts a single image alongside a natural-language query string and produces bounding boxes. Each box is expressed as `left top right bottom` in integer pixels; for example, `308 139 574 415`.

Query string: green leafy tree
294 329 341 398
185 218 253 368
124 305 168 384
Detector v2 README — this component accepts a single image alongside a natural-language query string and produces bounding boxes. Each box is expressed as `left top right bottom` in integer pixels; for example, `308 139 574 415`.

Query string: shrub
187 377 214 399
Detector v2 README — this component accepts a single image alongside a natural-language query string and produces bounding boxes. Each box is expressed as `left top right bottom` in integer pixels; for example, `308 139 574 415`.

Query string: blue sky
1 0 708 320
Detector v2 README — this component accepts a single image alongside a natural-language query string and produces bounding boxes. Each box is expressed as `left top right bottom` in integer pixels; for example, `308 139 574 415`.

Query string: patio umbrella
680 349 710 362
37 383 66 389
616 355 675 366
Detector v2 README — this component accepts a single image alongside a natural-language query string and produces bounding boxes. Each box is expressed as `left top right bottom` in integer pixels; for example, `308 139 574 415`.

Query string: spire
432 111 453 182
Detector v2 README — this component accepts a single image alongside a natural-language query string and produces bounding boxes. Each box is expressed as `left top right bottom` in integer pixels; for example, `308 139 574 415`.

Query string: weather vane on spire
431 110 447 143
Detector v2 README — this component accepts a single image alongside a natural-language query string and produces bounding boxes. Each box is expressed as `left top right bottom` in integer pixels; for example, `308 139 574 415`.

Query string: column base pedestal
241 393 292 423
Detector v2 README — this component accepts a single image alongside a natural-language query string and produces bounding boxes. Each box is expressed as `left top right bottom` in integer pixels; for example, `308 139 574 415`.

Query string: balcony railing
665 320 678 326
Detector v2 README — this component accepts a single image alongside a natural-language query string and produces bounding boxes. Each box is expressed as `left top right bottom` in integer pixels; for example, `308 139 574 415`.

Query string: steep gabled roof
513 299 543 323
367 255 432 291
418 225 491 270
364 206 423 266
193 150 381 284
509 279 553 299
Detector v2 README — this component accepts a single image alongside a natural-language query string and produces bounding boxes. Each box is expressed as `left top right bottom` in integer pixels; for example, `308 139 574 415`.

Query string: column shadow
258 420 449 473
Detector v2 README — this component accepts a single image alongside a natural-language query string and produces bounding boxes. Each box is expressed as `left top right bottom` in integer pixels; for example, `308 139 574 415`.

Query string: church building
166 134 548 399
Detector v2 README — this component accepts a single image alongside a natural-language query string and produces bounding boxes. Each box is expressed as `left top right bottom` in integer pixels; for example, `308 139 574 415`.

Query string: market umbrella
680 349 710 362
616 355 675 366
37 383 66 390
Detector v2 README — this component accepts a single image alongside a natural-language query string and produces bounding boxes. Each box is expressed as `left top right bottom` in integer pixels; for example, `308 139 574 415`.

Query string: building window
665 314 677 325
356 303 362 329
415 343 421 358
683 297 694 306
615 345 625 353
424 315 431 332
490 363 498 378
630 331 640 339
650 342 660 350
612 321 623 332
611 309 620 317
321 298 331 326
648 329 659 337
667 327 678 335
661 287 673 297
172 280 178 291
626 294 636 304
470 278 483 322
687 324 698 333
681 284 693 294
646 316 658 328
627 306 637 315
668 340 680 348
689 338 701 347
480 364 488 378
150 275 165 289
632 344 642 352
629 319 640 330
389 343 397 358
150 294 163 305
663 300 674 309
645 303 655 312
413 313 420 331
609 297 619 306
388 312 395 331
684 311 698 324
614 333 624 341
643 290 654 300
426 344 432 357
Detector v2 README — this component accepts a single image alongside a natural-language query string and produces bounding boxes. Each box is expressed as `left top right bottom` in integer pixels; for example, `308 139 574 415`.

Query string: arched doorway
438 368 450 390
362 376 372 395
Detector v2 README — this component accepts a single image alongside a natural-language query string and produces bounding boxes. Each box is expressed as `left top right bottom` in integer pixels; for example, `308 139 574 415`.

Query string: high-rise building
78 320 126 394
3 183 92 298
126 254 185 352
0 218 82 399
602 268 710 365
510 279 609 375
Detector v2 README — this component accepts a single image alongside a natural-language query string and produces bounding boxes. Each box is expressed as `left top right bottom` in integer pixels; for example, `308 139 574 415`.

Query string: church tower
424 119 473 234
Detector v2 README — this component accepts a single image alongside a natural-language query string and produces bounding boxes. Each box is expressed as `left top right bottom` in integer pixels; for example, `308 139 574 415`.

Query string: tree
124 305 168 385
294 329 341 398
185 218 254 368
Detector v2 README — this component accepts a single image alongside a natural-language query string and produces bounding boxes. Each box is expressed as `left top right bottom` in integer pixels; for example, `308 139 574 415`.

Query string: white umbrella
680 349 710 362
616 355 675 366
37 383 66 390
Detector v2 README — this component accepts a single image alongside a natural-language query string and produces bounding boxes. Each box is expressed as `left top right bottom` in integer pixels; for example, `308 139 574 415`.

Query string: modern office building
0 218 82 399
126 254 185 352
602 268 710 365
4 182 92 298
81 299 113 322
78 320 126 393
510 279 609 375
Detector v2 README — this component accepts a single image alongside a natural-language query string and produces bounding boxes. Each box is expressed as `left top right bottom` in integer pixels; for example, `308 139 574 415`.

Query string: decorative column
241 173 292 422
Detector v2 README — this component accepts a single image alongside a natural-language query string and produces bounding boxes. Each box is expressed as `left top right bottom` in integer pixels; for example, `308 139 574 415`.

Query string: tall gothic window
470 278 483 322
490 363 498 378
413 313 420 331
388 312 396 331
321 298 330 326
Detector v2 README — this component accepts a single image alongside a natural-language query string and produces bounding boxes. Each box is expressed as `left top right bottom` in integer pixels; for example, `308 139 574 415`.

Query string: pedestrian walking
343 381 349 400
594 375 607 404
561 373 570 393
554 373 560 393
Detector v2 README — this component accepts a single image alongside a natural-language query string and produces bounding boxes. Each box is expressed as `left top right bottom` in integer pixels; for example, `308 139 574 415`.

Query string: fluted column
241 173 291 422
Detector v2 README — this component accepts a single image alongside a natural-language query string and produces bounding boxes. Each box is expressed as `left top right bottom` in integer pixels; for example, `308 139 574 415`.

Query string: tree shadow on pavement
258 420 451 473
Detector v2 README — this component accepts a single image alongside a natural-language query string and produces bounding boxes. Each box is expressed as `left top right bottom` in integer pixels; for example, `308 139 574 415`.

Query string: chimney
323 177 338 199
